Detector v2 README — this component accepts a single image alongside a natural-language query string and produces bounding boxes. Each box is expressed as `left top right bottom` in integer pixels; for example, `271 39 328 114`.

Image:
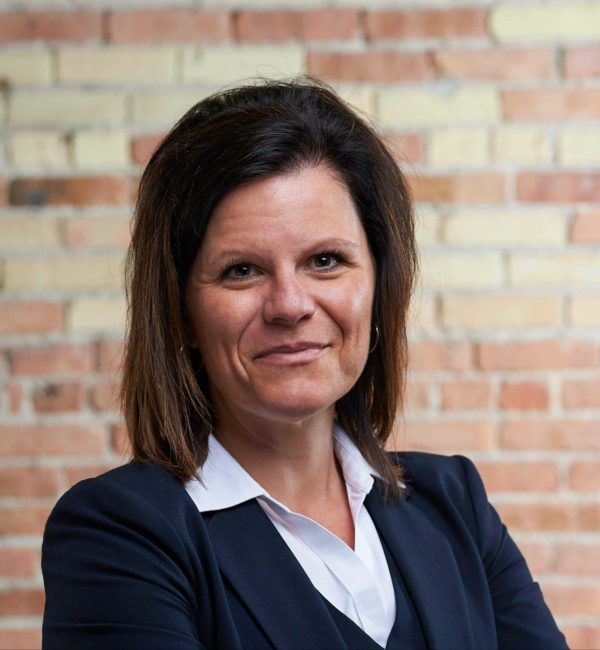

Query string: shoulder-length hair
122 76 417 500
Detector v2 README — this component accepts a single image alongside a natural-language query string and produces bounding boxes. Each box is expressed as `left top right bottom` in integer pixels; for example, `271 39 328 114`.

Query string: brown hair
122 76 417 499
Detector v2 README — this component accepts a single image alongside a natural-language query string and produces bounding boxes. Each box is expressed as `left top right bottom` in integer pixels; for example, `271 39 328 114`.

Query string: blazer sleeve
457 455 568 650
42 475 206 650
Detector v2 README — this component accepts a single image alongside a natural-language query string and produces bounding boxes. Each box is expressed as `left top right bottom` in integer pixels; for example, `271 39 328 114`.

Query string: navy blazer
42 452 567 650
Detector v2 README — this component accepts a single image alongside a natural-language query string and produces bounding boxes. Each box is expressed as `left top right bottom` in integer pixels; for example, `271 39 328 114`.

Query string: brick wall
0 1 599 648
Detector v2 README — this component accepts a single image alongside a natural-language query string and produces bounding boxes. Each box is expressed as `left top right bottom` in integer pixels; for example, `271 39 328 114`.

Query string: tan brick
10 90 126 126
131 90 209 124
510 252 600 287
109 9 231 43
502 89 600 120
570 296 600 326
0 423 106 457
365 8 486 40
490 4 600 41
0 10 102 42
98 339 124 373
563 380 600 409
72 131 130 168
68 297 127 333
407 294 436 334
441 381 492 411
544 584 600 618
434 48 554 81
559 130 600 165
444 210 565 246
517 172 600 203
308 51 431 83
495 502 575 533
181 46 304 83
492 126 551 163
556 544 600 575
441 295 562 329
2 255 124 291
383 132 424 165
58 47 177 84
10 131 69 168
428 128 488 166
571 212 600 243
334 86 375 118
420 252 503 290
378 88 499 126
408 341 472 372
0 217 60 249
90 379 120 412
409 173 506 203
0 301 64 335
564 627 600 650
500 420 600 451
0 50 52 85
570 462 600 490
414 206 439 246
64 216 130 248
9 176 130 207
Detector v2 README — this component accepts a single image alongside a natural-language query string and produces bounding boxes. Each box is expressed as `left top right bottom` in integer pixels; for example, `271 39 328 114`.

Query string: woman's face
184 164 376 428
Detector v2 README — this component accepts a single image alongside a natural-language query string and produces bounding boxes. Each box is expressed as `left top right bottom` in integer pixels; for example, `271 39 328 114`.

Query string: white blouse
184 425 397 647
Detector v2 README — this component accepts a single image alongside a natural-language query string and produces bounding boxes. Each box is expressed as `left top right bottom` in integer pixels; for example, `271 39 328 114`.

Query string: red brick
434 48 554 80
570 461 600 490
571 212 600 243
563 379 600 409
408 341 472 372
563 627 600 650
0 588 44 617
564 46 600 78
65 463 117 487
307 51 431 83
111 421 131 457
476 340 599 370
397 420 494 452
0 466 61 497
97 339 124 373
501 420 600 450
517 172 600 203
3 382 24 414
0 424 106 457
90 379 119 411
502 88 600 120
0 11 102 42
517 541 553 575
33 381 84 413
441 381 492 410
365 8 486 40
0 301 64 336
383 132 424 164
478 461 558 492
0 505 51 535
0 629 41 650
544 584 600 617
404 381 430 411
236 10 359 42
555 543 600 575
496 502 574 532
0 548 39 578
9 176 131 207
500 381 549 410
131 132 164 165
580 503 600 530
108 9 231 43
9 343 94 376
409 174 506 203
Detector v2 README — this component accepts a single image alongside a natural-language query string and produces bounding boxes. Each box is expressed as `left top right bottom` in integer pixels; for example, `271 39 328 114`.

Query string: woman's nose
262 273 315 325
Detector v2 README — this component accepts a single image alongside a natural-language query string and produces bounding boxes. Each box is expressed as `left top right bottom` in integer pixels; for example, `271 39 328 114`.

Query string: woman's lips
254 343 328 365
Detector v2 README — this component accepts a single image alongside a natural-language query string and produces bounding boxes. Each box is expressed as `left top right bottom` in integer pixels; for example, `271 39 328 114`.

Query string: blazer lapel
365 486 476 650
204 499 346 650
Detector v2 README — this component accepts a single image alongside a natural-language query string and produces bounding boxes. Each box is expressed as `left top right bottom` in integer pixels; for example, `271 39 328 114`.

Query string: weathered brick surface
1 1 599 642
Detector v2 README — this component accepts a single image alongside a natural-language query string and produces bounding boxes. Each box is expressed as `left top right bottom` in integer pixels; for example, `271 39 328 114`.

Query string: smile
254 343 328 365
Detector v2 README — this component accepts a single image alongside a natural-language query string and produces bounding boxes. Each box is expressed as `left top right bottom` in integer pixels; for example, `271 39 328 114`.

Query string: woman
42 78 567 650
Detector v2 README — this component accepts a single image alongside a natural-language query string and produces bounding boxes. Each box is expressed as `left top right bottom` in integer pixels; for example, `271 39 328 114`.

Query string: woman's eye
223 263 255 279
312 253 343 271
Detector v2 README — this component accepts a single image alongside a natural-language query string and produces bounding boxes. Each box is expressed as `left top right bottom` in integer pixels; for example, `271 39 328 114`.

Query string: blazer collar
365 486 476 650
